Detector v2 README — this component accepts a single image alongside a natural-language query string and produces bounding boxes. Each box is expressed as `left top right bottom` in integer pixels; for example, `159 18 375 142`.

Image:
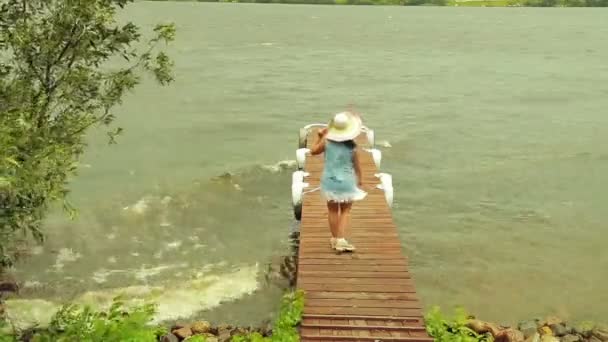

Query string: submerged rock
525 332 541 342
573 322 595 338
0 281 19 294
592 328 608 342
519 320 539 338
561 334 581 342
539 326 553 336
549 323 568 337
217 326 232 342
541 316 564 327
539 335 559 342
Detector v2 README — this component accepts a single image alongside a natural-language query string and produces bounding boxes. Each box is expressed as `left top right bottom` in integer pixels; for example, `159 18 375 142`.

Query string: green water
7 2 608 328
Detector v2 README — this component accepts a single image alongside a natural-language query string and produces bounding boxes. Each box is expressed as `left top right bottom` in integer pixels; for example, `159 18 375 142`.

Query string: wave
5 264 259 330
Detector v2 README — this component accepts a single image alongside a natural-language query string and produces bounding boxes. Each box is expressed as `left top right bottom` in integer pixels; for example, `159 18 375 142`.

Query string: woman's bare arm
310 128 327 155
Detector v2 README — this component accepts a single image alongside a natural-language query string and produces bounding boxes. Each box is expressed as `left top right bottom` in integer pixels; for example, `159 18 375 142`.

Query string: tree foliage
0 0 175 267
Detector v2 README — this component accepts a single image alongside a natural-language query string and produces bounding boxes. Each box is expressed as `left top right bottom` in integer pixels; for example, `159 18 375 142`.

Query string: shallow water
7 3 608 327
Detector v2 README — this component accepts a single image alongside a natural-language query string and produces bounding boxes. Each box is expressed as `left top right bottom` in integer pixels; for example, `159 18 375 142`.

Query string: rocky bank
467 316 608 342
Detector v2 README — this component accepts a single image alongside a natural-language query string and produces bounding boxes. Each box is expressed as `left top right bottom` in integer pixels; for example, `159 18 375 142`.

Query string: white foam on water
53 248 82 271
134 263 188 282
92 268 127 284
377 140 392 148
123 197 150 215
166 241 182 250
261 160 296 173
31 246 44 255
23 281 42 288
5 299 58 331
5 264 259 330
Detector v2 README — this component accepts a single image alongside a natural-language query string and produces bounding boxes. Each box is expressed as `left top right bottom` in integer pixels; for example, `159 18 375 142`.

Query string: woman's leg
338 202 353 239
334 202 355 252
327 201 340 239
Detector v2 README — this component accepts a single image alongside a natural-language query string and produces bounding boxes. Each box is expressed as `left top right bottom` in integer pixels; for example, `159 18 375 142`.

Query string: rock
540 326 553 336
542 316 563 327
519 321 540 338
525 332 541 342
231 327 249 337
171 322 187 331
539 335 559 342
173 327 193 339
217 327 232 342
0 281 19 294
561 334 581 342
573 322 595 338
592 329 608 342
191 321 212 334
550 323 568 337
564 325 575 335
467 319 501 336
495 328 525 342
160 333 180 342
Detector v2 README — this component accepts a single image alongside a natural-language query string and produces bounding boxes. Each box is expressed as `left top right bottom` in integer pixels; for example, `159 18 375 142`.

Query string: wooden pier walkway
295 128 433 342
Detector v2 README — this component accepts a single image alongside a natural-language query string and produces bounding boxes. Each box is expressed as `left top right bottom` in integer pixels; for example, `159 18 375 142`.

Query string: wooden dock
295 129 433 342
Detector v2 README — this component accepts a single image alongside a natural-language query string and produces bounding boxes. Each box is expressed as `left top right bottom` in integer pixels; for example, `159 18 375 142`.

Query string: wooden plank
297 258 408 265
305 299 422 309
299 248 403 254
303 314 425 323
302 323 427 331
303 292 419 301
298 277 414 285
298 271 410 278
300 334 433 342
300 283 415 293
304 307 423 317
301 332 433 342
298 253 407 260
298 264 408 272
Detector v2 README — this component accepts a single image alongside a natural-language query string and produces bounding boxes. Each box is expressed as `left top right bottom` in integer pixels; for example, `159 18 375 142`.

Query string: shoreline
2 234 607 341
146 0 608 7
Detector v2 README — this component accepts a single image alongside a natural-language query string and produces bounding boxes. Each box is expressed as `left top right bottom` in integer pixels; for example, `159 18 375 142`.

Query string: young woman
310 111 367 252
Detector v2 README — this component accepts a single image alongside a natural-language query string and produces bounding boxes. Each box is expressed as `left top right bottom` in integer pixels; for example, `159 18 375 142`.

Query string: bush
425 306 493 342
30 297 166 342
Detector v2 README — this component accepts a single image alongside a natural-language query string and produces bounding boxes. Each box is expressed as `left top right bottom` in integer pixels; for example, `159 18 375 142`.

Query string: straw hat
326 111 362 142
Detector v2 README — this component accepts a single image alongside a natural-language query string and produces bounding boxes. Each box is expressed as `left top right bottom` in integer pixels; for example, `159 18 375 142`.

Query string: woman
310 111 367 252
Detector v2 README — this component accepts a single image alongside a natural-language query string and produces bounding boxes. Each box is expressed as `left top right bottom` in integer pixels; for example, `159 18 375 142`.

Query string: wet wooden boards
297 130 433 342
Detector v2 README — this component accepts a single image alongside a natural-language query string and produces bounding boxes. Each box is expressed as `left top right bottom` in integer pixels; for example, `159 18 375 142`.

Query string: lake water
6 2 608 328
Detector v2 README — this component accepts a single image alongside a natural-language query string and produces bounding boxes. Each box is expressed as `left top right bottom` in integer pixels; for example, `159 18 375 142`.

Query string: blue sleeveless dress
321 140 367 203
